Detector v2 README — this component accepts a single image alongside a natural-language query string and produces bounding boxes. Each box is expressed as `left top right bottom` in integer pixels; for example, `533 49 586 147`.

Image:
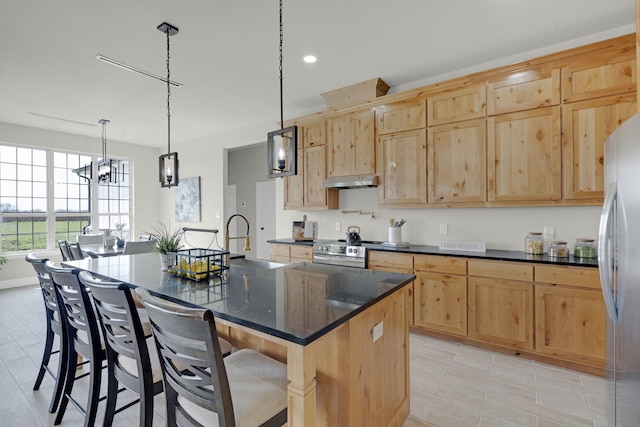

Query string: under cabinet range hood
322 175 378 189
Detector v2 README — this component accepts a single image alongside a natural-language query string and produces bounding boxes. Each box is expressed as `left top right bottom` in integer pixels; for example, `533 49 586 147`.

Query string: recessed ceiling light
303 55 317 64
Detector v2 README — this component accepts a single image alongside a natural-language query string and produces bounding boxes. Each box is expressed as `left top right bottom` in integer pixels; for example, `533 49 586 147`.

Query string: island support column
287 341 317 426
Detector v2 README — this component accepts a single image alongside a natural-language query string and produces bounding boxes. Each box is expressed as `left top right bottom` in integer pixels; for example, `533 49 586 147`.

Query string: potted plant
0 256 7 270
148 223 183 271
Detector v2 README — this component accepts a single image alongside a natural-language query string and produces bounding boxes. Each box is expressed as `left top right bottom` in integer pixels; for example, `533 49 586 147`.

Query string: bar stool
25 253 68 413
79 272 163 427
45 261 106 427
57 240 71 262
135 287 288 427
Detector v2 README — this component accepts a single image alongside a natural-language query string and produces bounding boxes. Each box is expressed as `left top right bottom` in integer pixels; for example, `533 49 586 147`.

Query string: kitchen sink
229 258 288 270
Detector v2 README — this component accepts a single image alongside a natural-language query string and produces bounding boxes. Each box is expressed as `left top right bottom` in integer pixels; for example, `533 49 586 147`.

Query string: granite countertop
64 253 415 345
267 239 598 268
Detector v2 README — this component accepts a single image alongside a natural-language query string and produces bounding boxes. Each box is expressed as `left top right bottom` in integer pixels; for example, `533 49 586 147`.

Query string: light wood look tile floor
0 285 609 426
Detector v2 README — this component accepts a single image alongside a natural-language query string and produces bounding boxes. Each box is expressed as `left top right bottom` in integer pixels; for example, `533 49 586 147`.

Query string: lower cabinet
269 243 312 263
284 269 330 335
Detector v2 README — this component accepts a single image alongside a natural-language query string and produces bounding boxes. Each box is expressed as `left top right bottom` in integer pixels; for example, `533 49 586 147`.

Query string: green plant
0 256 7 270
148 223 183 255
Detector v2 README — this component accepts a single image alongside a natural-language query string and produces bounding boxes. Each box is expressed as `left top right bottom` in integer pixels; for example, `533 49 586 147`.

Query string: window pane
17 181 32 198
16 147 31 164
55 216 90 242
33 165 47 182
33 150 46 166
1 216 47 252
0 146 16 162
17 164 32 181
1 163 16 179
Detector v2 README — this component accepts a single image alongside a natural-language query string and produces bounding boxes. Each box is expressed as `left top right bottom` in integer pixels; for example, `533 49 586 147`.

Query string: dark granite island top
63 252 415 426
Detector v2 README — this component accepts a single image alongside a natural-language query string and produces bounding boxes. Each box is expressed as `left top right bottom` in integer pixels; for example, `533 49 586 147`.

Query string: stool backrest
26 254 64 335
57 240 71 262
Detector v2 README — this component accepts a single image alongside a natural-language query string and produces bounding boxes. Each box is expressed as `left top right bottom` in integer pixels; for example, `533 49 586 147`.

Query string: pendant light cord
279 0 284 130
166 27 171 155
99 119 109 160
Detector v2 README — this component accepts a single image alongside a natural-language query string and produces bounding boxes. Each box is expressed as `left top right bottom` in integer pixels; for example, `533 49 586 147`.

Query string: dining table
63 253 415 426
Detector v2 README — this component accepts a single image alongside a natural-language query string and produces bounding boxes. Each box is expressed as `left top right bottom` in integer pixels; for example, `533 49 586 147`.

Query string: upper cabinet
327 108 375 177
427 119 487 205
488 107 562 202
427 84 486 126
375 100 427 135
487 69 560 115
284 120 339 210
562 93 637 200
561 46 636 103
377 129 427 208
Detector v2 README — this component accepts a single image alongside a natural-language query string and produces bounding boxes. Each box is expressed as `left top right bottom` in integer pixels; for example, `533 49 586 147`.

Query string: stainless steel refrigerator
598 111 640 427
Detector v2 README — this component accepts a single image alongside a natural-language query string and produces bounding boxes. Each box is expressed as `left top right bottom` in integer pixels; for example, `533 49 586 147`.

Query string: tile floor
0 284 609 426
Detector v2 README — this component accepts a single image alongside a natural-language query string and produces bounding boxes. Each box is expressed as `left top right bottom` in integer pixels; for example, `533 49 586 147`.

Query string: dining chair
25 253 69 414
77 234 104 245
79 272 163 427
67 241 85 260
45 261 106 427
122 239 156 255
57 240 71 262
135 287 288 427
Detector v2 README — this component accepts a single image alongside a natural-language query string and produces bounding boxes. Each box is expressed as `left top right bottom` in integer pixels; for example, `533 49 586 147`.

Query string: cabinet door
561 46 636 103
487 68 560 115
377 129 427 207
428 119 487 204
487 107 561 202
535 284 605 367
562 93 636 200
303 120 326 148
376 99 427 135
284 270 306 335
427 84 486 126
327 114 352 177
284 148 304 209
351 109 375 175
305 145 332 209
305 274 328 331
468 277 534 350
270 244 290 262
414 272 467 336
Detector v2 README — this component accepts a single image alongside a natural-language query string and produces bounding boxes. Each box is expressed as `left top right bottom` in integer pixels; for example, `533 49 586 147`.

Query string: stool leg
54 346 77 425
33 314 54 390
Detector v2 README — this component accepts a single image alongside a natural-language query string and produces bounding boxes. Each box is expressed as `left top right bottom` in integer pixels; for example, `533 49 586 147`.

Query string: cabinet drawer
368 251 413 271
270 244 290 258
468 260 533 281
535 265 600 289
414 255 466 275
290 245 312 260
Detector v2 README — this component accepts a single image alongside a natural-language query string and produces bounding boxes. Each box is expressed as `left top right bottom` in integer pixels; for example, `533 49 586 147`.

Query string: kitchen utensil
389 219 395 227
345 225 362 246
399 219 406 227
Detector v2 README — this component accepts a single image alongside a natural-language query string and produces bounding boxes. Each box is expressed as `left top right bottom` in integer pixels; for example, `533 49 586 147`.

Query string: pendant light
158 22 179 188
267 0 297 179
97 119 117 184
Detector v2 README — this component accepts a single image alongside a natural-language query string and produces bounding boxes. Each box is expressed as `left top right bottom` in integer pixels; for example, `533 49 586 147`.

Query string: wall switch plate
544 226 555 239
372 321 383 342
335 222 341 231
440 224 448 235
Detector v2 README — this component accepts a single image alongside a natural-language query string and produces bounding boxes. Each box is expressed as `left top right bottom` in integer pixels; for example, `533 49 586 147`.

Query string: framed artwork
175 176 201 222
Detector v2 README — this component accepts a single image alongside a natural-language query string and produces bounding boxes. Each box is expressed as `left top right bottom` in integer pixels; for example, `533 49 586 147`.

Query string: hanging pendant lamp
158 22 179 188
267 0 297 179
97 119 117 184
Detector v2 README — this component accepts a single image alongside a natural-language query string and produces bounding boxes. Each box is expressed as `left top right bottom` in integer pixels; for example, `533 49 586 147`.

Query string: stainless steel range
312 240 380 269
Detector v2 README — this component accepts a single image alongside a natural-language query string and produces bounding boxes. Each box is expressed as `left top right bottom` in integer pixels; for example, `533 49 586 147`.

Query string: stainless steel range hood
322 175 378 189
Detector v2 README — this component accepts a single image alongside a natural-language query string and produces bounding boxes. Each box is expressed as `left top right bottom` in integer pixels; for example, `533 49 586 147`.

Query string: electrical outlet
335 222 341 231
372 321 383 342
544 226 555 239
440 224 448 235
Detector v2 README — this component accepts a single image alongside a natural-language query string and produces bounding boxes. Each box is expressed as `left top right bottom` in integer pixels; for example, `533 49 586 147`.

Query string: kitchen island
64 254 415 427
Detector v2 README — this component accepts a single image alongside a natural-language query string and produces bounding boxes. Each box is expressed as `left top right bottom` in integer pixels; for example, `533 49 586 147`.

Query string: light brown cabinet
534 265 605 368
377 129 427 208
283 121 339 210
327 108 375 177
269 244 312 263
414 256 467 336
487 69 560 115
375 99 426 135
427 119 487 205
284 269 330 334
427 84 486 126
487 107 562 202
561 46 636 103
467 260 534 350
562 93 636 200
368 251 414 324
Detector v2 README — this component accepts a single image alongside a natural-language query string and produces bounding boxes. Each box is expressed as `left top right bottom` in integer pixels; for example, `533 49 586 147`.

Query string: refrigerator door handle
598 181 619 323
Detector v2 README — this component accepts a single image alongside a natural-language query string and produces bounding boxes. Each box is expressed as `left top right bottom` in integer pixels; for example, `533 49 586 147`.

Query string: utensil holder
389 227 401 243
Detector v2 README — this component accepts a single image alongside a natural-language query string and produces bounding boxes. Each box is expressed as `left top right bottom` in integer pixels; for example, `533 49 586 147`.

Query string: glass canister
524 232 544 255
548 241 570 258
574 238 597 258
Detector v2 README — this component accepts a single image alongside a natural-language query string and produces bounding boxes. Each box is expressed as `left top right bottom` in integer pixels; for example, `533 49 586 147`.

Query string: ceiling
0 0 635 148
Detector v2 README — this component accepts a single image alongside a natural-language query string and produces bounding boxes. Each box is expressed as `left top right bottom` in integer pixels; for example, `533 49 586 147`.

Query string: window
0 143 131 254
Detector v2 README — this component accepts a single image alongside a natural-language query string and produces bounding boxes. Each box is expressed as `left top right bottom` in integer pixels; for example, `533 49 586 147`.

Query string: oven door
312 254 366 269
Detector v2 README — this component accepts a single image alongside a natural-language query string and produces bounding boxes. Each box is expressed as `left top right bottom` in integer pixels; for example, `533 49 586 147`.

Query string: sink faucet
225 214 250 253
